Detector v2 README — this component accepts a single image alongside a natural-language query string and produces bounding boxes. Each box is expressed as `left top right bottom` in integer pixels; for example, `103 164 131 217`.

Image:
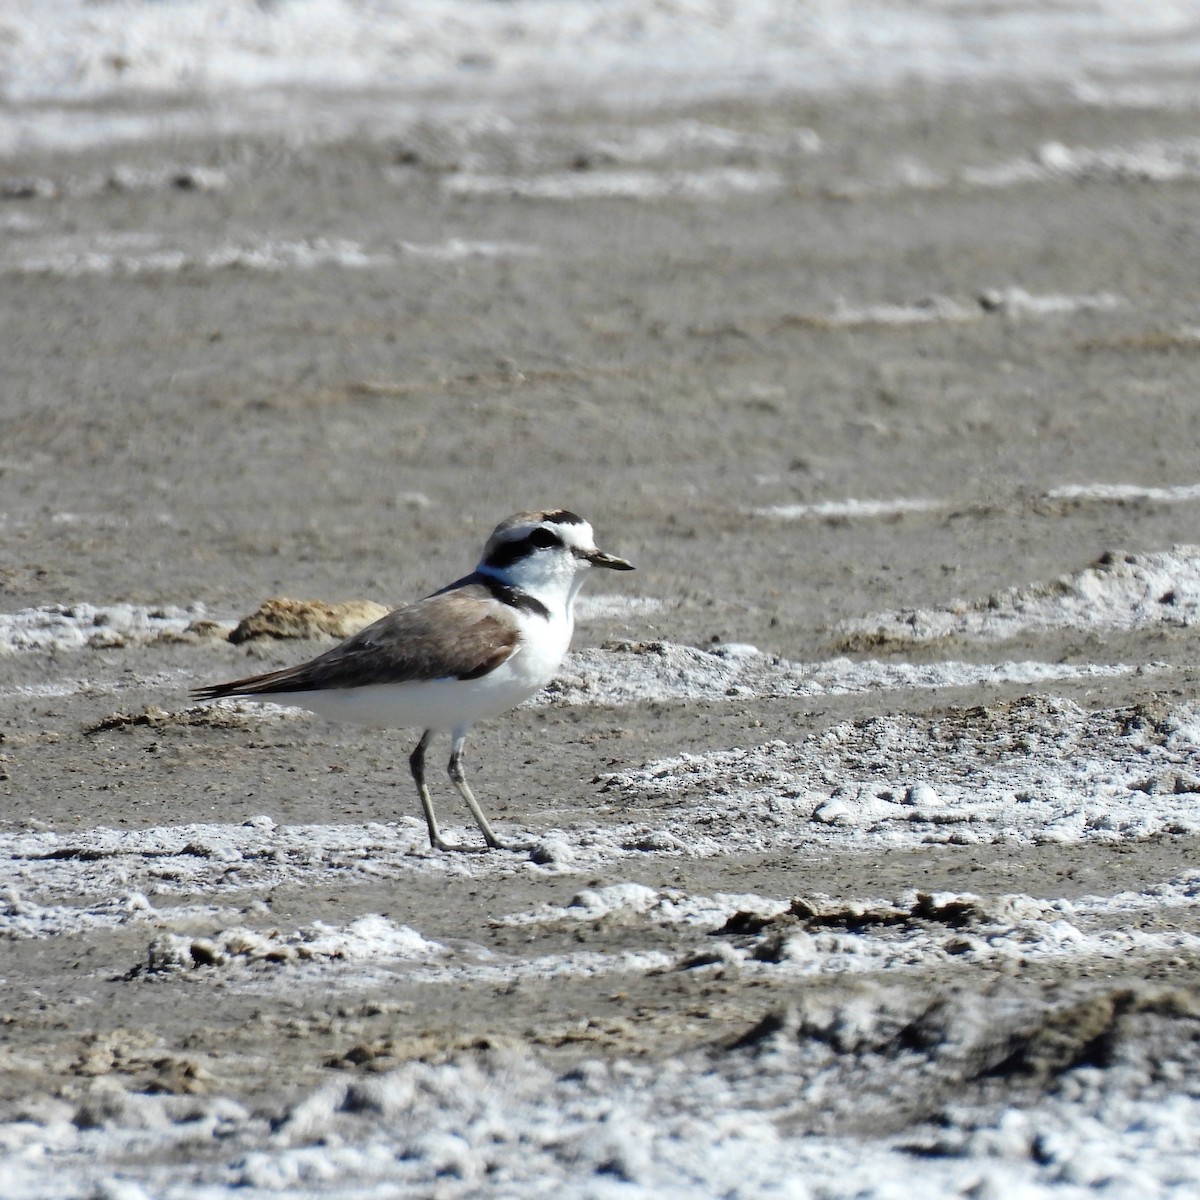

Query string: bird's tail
191 663 310 702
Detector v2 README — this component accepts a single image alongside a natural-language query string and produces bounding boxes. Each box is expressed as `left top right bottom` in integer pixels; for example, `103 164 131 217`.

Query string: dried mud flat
5 70 1200 1199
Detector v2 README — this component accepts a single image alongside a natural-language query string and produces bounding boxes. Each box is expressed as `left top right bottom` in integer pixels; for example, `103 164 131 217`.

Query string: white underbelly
264 647 559 732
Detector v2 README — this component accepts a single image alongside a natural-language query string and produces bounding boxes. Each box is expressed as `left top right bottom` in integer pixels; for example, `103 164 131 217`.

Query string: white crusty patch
604 696 1200 853
0 603 206 654
540 641 1149 706
837 545 1200 645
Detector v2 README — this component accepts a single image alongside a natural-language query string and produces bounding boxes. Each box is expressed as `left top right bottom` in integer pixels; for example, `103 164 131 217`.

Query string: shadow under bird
191 509 635 851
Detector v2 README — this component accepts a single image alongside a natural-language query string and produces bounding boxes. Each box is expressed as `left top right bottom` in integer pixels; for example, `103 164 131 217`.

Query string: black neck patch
476 572 552 620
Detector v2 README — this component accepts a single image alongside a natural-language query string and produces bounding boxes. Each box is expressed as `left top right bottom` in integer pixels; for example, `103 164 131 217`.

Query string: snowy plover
193 510 634 851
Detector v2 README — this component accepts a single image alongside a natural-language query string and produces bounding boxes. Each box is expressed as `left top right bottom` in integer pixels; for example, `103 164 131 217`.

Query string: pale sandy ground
4 73 1200 1195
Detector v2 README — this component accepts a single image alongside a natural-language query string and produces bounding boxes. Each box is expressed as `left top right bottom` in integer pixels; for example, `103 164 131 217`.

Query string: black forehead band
544 509 585 526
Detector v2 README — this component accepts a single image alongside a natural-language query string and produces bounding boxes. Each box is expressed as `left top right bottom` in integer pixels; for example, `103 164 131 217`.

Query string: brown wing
191 587 520 700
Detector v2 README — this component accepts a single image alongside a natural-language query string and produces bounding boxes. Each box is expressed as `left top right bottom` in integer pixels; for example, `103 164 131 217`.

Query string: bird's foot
428 833 530 854
484 835 535 853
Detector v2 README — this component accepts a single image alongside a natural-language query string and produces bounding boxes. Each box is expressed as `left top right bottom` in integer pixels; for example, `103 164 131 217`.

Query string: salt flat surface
443 166 784 201
574 594 665 621
494 871 1200 984
4 235 536 279
543 641 1148 707
499 882 790 929
874 135 1200 197
4 644 1198 1198
15 861 1200 998
497 874 1200 979
606 695 1200 852
756 482 1200 526
5 0 1199 113
5 986 1200 1200
1048 482 1200 505
0 603 206 654
569 118 821 162
6 695 1198 933
146 914 443 972
7 827 1200 1198
779 289 1123 330
838 546 1200 646
3 9 1200 1197
755 497 946 520
701 871 1200 978
0 669 189 701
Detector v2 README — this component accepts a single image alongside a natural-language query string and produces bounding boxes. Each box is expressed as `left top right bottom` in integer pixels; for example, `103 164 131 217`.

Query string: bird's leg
447 730 521 851
409 729 459 852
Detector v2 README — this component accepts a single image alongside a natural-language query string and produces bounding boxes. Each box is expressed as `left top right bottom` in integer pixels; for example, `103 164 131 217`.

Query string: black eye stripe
483 528 563 570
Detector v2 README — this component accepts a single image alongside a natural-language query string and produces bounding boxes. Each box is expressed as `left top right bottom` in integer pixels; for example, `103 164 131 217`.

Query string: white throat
479 550 588 621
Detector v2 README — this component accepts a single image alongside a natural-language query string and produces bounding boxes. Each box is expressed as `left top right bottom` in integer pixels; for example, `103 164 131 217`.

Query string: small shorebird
192 510 634 851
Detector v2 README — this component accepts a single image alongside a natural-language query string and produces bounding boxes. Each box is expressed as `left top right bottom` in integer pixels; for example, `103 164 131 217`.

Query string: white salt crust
838 545 1200 645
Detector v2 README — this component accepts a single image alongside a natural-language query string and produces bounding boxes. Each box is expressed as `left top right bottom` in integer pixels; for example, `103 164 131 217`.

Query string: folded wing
191 589 520 700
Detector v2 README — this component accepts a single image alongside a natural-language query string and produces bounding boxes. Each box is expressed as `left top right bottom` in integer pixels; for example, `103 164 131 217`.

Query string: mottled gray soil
3 76 1200 1145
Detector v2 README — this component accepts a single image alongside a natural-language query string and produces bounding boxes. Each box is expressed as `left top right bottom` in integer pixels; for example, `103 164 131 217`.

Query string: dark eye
528 527 559 549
